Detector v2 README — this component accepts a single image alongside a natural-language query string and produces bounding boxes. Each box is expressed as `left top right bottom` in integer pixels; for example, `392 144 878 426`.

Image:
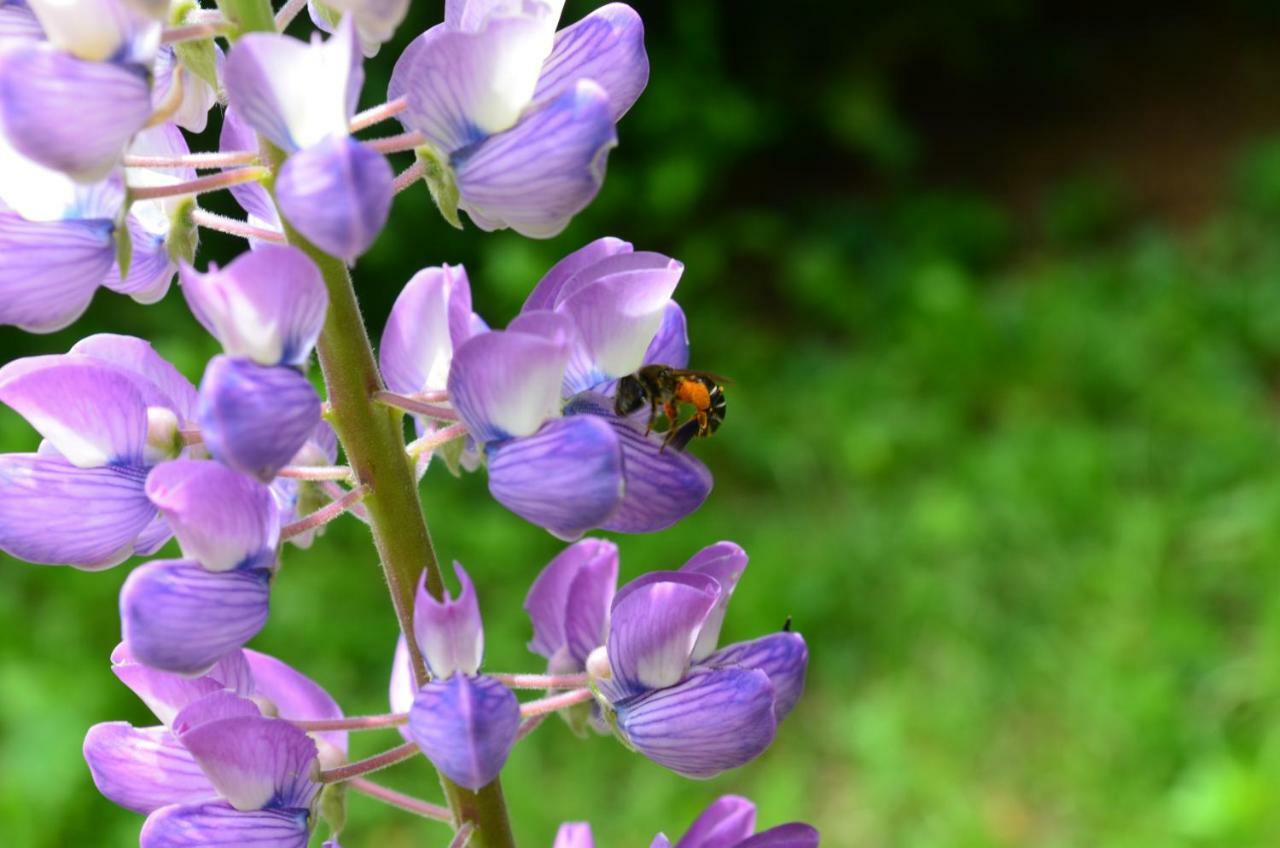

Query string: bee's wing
674 369 735 386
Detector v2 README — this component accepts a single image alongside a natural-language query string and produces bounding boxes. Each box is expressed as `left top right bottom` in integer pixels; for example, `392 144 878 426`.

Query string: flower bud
412 562 484 678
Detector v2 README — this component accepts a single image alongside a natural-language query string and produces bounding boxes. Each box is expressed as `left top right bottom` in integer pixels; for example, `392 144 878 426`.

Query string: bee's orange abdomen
674 378 711 410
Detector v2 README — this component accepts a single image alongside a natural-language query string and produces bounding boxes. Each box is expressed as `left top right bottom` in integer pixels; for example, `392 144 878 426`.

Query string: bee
613 364 729 451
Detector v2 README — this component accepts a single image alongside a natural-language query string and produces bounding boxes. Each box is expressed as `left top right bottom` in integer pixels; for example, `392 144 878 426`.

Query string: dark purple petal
70 334 199 423
180 246 328 367
524 538 618 663
607 571 720 695
178 714 319 812
120 559 271 675
454 79 617 238
736 824 820 848
680 542 747 661
243 649 347 756
219 107 276 223
534 3 648 121
522 237 632 312
276 135 393 261
380 263 473 395
140 801 311 848
0 2 43 40
672 795 756 848
84 723 218 815
600 416 712 533
413 561 484 678
486 416 624 541
703 633 807 722
0 43 150 179
0 212 114 333
615 667 777 779
0 454 153 568
111 643 253 726
409 674 519 791
146 460 280 572
197 356 322 483
642 302 689 369
554 823 596 848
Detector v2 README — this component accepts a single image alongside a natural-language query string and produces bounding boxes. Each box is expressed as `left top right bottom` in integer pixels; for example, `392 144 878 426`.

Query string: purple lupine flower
553 795 819 848
397 563 520 790
219 104 284 242
580 542 808 779
388 0 647 236
0 335 196 568
85 644 347 847
440 238 709 539
308 0 410 58
120 459 280 674
181 245 329 482
223 15 392 260
151 43 223 134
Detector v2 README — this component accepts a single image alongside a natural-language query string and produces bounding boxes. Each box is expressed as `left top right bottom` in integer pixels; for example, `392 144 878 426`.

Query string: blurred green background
6 1 1280 845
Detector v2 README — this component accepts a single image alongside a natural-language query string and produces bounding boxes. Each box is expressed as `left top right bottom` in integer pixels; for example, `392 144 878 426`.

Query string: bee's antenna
783 615 792 632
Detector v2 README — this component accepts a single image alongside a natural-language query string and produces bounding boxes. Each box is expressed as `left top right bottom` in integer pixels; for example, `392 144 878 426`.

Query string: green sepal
439 433 467 478
415 145 463 230
168 0 198 24
174 37 221 97
311 0 342 29
588 680 631 750
167 197 200 267
317 780 348 836
114 197 133 281
215 0 274 36
557 699 594 738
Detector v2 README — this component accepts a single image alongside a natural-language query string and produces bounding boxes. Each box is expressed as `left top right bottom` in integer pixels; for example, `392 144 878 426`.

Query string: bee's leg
644 399 659 435
695 409 709 437
663 401 680 431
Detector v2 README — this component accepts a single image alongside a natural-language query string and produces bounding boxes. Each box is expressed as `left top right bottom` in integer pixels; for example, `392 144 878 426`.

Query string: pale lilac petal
704 633 807 722
736 824 820 848
134 515 175 557
642 302 689 369
70 334 199 422
141 802 311 848
600 415 712 533
309 0 408 57
180 246 328 367
0 2 43 40
379 264 473 395
121 559 271 675
524 538 618 663
0 212 114 333
178 714 319 811
607 571 719 695
23 0 159 62
651 837 672 848
84 723 218 815
244 649 347 756
197 356 322 482
408 673 519 791
276 135 392 261
0 359 149 466
615 667 777 779
454 79 616 238
219 107 275 223
680 542 747 661
145 460 280 572
443 0 557 32
389 634 415 742
413 561 484 678
446 314 574 442
152 44 223 134
111 643 253 726
672 795 755 848
0 454 153 568
223 16 361 152
522 237 631 311
534 4 648 121
555 823 595 848
105 212 176 303
170 691 261 736
486 416 623 541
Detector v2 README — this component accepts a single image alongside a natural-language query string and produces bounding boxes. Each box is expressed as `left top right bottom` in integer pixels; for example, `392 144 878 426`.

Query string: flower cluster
0 0 821 845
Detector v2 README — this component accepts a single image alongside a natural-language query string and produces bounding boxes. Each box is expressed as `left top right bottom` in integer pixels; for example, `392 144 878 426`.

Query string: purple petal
534 4 648 122
522 236 632 312
413 561 484 678
0 454 153 568
121 558 271 675
651 837 672 848
443 0 548 32
308 0 409 57
70 334 199 422
0 43 150 180
276 135 392 261
243 649 347 756
736 825 820 848
197 356 322 483
409 673 519 791
607 571 720 695
379 263 473 395
454 79 617 238
180 246 328 367
140 801 311 848
446 315 574 442
0 212 114 333
615 667 777 779
111 643 254 726
178 714 319 812
642 302 689 369
600 415 712 533
486 416 624 541
0 358 150 466
0 2 43 40
680 542 747 661
389 634 415 741
555 823 596 848
223 16 361 153
104 212 176 303
524 538 618 664
703 633 807 722
672 795 756 848
170 691 262 736
145 460 280 572
219 107 275 223
84 723 218 815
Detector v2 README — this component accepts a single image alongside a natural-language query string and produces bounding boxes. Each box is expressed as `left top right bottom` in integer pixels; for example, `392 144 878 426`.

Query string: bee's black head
614 375 647 415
